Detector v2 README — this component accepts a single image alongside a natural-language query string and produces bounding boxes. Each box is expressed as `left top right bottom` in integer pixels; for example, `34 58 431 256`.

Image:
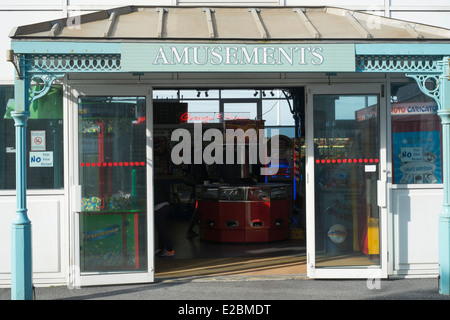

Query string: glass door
70 86 153 286
306 84 387 279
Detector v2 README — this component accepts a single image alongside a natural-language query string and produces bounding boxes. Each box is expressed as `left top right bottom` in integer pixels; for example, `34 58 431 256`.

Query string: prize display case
197 183 292 243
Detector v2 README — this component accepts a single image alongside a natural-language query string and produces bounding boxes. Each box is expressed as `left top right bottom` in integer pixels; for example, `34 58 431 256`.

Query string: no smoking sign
31 131 46 151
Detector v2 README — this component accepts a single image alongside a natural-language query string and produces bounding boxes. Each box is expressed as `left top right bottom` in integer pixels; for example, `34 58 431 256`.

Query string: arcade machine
265 134 294 184
265 134 302 239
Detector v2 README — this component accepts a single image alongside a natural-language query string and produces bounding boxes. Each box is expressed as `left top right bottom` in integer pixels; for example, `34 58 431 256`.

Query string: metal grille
355 55 443 73
28 54 121 73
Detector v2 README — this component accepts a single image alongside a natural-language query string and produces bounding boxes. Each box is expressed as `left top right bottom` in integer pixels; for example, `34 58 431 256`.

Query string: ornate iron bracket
405 73 442 109
10 53 65 107
405 58 447 109
28 73 65 104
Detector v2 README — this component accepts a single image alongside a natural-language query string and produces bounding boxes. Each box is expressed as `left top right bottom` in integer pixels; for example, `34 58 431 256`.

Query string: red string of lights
80 161 146 167
315 158 379 164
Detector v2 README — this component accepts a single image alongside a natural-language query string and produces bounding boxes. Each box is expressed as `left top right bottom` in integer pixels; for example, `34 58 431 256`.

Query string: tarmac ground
1 275 450 301
2 276 450 318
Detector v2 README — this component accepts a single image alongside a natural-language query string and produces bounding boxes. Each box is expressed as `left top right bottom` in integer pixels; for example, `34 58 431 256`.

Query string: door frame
68 84 154 287
305 83 388 279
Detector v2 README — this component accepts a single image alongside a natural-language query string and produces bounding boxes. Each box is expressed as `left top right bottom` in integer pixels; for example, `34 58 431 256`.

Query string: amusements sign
121 43 355 72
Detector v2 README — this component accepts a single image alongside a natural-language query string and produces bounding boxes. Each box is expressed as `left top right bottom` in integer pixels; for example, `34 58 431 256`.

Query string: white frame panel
306 83 388 279
68 84 154 287
220 99 262 122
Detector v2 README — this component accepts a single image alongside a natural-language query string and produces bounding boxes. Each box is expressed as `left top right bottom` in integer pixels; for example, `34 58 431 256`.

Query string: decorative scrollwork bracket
405 73 442 109
405 59 448 110
28 73 65 104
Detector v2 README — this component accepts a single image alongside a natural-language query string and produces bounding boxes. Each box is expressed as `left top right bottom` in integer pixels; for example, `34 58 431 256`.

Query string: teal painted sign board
10 40 355 72
121 43 356 73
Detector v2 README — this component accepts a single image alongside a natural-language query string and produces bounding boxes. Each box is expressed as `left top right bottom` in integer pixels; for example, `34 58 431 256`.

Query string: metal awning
9 6 450 41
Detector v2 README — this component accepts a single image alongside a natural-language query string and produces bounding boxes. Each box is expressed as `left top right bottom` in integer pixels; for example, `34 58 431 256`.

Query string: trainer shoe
156 249 175 257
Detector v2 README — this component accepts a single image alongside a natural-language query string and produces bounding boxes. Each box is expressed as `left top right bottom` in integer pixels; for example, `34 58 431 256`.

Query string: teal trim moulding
11 41 121 54
355 43 450 56
10 41 450 58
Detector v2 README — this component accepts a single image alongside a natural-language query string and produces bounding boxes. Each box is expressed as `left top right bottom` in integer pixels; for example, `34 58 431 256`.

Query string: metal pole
11 72 33 300
438 58 450 295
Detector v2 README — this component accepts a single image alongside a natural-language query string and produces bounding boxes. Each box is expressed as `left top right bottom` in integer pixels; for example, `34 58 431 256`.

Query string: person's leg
186 208 199 238
156 205 174 255
154 208 165 253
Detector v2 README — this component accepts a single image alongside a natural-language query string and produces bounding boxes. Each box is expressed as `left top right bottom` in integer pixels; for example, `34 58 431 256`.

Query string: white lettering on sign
121 43 356 72
30 151 53 167
152 45 325 66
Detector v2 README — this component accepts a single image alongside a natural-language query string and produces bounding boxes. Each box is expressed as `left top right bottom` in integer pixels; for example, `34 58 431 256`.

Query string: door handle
377 180 386 208
72 185 82 212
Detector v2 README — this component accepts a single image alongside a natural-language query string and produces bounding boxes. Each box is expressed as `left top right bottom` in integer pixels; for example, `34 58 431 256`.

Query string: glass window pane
314 94 380 267
180 89 219 99
0 86 15 190
1 85 64 190
262 100 278 125
390 82 442 184
78 96 147 272
279 100 294 125
153 90 179 100
223 102 257 120
221 89 259 99
182 100 220 123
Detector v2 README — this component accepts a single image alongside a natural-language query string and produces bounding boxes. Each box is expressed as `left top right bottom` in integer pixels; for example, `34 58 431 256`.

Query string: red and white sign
31 130 46 151
391 102 438 116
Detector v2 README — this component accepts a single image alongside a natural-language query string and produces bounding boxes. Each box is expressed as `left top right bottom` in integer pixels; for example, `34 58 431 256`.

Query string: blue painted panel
356 43 450 55
11 41 121 54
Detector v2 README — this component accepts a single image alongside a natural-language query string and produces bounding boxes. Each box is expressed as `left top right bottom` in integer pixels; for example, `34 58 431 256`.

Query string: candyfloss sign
121 43 355 72
171 123 279 175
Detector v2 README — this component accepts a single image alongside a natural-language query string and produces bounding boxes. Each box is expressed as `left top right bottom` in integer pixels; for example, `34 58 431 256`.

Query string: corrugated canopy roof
9 6 450 41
